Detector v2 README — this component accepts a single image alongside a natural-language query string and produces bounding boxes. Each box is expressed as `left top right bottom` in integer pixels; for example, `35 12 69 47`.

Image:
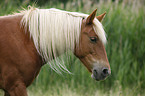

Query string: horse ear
97 12 106 22
86 8 97 24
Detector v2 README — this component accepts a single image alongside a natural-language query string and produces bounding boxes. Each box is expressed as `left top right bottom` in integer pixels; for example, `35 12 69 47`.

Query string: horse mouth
91 74 107 81
91 68 111 81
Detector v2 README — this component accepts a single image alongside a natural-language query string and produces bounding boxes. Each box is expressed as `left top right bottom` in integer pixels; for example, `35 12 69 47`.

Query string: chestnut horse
0 7 111 96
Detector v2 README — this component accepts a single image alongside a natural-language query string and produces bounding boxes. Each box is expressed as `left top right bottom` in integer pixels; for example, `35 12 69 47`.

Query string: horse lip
91 74 100 81
91 74 98 80
91 72 107 81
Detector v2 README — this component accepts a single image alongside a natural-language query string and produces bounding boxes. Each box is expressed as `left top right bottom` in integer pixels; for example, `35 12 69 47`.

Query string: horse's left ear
86 8 97 24
97 12 106 22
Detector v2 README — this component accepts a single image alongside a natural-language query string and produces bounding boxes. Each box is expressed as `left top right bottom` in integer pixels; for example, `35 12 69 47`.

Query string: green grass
0 0 145 96
28 84 145 96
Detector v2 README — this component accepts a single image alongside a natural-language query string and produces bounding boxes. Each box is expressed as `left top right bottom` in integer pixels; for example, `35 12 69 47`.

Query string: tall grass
0 0 145 95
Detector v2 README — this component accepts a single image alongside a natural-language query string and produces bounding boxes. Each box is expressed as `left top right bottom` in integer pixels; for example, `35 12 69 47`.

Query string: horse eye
90 37 97 43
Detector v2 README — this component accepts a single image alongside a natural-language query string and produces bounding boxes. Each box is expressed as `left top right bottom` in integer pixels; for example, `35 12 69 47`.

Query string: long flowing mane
21 7 106 73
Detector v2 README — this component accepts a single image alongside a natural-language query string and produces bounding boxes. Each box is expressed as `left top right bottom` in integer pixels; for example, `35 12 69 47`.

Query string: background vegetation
0 0 145 96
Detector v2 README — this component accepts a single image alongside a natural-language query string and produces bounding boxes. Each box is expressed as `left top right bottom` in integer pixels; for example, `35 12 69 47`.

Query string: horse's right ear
86 8 97 24
97 12 106 22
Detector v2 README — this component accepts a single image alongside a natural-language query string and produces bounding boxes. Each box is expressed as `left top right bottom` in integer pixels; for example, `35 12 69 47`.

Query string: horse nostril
93 69 98 75
102 68 109 76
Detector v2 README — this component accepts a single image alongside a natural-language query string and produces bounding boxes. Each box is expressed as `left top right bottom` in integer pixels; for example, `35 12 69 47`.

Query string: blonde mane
21 7 106 73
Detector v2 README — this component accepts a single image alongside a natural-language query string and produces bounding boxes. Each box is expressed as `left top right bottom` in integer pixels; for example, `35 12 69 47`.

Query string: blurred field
0 0 145 96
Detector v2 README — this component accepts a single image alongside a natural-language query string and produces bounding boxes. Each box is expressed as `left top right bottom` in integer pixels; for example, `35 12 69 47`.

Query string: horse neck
22 9 81 62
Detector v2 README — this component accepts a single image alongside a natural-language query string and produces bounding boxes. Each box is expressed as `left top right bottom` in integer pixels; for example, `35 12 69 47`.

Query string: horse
0 7 111 96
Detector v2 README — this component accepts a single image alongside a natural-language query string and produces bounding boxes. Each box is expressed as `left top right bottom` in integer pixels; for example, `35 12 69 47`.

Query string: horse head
74 9 111 81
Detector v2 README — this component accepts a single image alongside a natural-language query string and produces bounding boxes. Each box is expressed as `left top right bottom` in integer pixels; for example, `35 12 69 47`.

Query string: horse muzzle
91 67 111 81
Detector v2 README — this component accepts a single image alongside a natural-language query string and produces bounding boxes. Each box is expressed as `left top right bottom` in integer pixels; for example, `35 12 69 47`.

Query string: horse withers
0 7 111 96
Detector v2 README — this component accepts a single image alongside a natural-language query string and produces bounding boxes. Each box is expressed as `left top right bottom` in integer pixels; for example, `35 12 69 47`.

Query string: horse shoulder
0 15 43 89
